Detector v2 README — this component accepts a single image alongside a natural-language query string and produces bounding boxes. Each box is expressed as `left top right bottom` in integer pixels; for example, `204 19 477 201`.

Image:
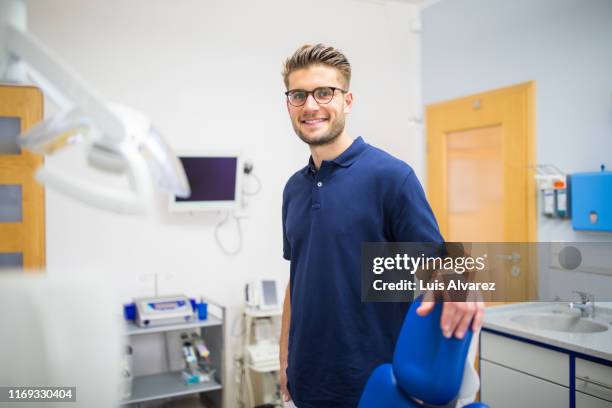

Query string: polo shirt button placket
312 178 322 210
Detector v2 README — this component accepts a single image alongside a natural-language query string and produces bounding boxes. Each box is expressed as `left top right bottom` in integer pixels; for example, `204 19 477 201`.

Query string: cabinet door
481 331 569 386
576 358 612 403
481 360 569 408
576 392 612 408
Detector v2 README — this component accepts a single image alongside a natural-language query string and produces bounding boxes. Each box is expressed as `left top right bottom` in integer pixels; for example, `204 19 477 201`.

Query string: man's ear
344 92 353 114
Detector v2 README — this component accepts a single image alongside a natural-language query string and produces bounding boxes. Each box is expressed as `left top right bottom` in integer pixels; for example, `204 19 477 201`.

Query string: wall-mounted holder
534 165 568 219
570 164 612 232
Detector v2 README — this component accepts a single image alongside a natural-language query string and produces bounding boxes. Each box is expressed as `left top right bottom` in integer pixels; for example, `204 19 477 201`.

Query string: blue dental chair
359 297 489 408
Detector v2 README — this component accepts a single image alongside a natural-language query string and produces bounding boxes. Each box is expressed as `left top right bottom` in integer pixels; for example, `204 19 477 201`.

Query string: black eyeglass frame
285 86 348 107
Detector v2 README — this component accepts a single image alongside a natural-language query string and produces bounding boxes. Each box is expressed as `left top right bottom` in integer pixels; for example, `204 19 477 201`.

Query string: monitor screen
262 280 278 307
169 154 241 211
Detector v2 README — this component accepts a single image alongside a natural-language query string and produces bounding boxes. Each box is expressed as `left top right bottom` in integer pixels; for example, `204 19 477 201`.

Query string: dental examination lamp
0 0 190 214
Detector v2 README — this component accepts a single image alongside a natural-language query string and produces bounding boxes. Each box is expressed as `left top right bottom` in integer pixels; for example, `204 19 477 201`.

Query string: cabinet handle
576 375 612 392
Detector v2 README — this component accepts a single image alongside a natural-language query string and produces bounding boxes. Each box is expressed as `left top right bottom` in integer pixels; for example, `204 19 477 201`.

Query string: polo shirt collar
332 136 367 168
302 136 367 175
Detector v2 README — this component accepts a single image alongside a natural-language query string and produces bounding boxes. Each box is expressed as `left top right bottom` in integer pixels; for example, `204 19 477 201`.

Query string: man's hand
416 299 484 339
280 361 292 402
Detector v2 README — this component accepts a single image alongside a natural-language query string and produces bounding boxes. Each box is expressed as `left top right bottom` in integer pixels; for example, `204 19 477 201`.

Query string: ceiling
388 0 441 7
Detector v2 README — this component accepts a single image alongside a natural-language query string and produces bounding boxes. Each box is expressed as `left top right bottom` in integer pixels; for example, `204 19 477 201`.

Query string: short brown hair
282 44 351 89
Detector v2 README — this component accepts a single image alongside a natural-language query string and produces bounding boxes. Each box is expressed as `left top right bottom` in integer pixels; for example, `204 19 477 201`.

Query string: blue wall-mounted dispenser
570 165 612 232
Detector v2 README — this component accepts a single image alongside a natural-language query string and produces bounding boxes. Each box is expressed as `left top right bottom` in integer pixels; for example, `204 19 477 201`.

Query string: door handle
496 252 521 263
576 375 612 392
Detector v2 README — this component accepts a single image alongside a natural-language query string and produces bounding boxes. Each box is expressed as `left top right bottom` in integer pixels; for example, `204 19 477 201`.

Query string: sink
511 313 609 333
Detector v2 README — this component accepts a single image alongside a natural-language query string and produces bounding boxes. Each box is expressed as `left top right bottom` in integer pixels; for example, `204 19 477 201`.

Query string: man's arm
389 170 484 338
279 283 292 401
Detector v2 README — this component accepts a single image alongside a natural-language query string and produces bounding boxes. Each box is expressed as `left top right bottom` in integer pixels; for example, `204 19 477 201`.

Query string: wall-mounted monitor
168 152 243 212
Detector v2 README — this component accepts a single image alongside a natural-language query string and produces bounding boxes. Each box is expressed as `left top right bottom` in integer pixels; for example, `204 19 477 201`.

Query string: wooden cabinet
0 85 45 272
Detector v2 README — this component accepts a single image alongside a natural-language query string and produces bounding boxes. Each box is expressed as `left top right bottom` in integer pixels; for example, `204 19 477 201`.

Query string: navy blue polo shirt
282 137 443 408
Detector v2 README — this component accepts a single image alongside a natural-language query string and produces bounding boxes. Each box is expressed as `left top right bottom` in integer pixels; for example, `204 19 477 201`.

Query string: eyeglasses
285 86 348 107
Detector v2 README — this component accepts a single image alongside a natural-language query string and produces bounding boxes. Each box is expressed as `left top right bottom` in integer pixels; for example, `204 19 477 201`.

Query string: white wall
25 0 421 404
421 0 612 301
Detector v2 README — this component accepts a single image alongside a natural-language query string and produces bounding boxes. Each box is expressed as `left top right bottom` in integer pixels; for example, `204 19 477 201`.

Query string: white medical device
135 295 194 328
246 342 280 371
245 279 281 310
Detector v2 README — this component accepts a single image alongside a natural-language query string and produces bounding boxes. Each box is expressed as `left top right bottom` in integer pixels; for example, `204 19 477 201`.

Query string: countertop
483 302 612 361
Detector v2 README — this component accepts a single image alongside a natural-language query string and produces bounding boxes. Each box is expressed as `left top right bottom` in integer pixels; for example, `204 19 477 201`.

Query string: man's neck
310 132 353 170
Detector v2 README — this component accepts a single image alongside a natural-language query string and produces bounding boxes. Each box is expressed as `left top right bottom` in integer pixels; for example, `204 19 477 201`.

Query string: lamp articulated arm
0 0 189 215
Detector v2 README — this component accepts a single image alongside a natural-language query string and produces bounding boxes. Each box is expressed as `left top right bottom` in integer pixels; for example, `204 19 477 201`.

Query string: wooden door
0 85 45 272
426 82 537 300
427 82 538 402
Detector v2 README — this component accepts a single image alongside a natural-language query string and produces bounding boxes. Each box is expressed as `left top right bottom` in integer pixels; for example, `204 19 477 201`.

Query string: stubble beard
294 115 346 147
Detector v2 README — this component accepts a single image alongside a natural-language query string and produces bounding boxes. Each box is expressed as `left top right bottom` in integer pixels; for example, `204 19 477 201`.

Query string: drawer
481 360 569 408
576 358 612 402
576 391 612 408
481 331 569 386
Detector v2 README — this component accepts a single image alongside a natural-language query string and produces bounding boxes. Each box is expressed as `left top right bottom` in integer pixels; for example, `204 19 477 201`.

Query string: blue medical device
570 166 612 232
359 297 489 408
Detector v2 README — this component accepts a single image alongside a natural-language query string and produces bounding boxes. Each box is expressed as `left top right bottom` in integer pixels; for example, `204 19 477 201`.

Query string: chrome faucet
568 291 595 318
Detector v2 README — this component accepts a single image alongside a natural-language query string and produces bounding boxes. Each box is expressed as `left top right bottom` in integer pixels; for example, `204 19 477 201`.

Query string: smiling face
286 64 353 146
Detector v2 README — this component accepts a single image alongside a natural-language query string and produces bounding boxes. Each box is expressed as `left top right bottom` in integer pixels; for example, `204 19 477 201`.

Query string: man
280 44 484 408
